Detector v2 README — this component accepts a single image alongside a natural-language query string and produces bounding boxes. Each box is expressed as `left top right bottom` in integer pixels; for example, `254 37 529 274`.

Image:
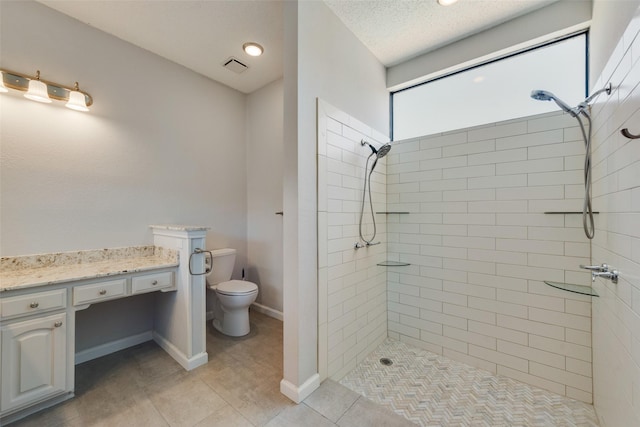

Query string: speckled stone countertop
0 246 179 292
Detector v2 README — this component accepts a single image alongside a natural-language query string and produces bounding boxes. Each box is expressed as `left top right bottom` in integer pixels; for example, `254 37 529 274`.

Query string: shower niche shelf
544 211 599 215
543 280 599 297
377 261 411 267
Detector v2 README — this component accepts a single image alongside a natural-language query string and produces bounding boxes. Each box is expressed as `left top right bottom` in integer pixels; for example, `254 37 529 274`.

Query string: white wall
317 100 389 382
589 0 640 90
387 112 594 403
589 3 640 426
0 1 248 259
281 0 388 400
0 1 248 351
246 78 284 313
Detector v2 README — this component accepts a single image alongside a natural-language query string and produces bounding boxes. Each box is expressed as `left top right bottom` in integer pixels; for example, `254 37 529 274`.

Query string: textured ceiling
38 0 559 93
324 0 558 66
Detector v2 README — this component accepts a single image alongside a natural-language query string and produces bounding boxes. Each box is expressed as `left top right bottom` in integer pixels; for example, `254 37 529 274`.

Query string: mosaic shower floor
340 339 599 427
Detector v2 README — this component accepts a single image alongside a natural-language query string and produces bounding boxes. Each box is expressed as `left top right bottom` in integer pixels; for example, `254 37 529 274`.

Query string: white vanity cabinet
0 290 69 413
0 243 185 424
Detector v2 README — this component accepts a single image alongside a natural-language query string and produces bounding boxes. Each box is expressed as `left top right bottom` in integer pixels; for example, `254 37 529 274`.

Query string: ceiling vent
223 57 248 74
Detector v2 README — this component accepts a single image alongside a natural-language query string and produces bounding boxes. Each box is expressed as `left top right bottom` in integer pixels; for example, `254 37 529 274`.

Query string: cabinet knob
151 280 158 286
99 289 107 295
29 302 39 308
54 321 63 327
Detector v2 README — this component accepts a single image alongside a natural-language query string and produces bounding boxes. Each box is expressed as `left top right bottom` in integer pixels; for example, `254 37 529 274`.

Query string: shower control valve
592 269 619 284
580 264 608 272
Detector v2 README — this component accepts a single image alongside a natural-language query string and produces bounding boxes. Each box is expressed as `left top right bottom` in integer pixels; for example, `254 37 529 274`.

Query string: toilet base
212 310 251 337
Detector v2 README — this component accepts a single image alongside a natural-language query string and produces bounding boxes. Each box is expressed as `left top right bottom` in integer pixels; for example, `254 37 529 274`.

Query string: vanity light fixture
24 70 52 103
243 42 264 57
437 0 459 5
0 68 93 111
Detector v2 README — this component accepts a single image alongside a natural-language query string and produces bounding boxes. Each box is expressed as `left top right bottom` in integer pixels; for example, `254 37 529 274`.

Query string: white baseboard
153 331 208 371
75 331 153 364
251 302 283 321
280 374 320 403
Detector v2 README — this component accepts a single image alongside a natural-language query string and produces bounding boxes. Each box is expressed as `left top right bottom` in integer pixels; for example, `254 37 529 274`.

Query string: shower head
530 89 554 101
377 143 391 159
530 90 576 116
361 140 392 158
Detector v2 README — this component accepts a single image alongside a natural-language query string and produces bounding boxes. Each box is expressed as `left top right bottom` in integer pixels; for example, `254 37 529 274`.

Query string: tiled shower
319 105 594 402
385 112 594 403
318 10 640 425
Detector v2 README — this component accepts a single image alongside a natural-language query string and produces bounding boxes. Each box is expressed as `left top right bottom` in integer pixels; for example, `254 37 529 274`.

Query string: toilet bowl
206 249 258 337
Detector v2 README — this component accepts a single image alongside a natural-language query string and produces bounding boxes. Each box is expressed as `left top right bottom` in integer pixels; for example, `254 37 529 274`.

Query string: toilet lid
215 280 258 295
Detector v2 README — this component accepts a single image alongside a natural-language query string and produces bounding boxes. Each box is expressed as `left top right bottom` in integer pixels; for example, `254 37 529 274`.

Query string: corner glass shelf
377 261 411 267
543 281 599 297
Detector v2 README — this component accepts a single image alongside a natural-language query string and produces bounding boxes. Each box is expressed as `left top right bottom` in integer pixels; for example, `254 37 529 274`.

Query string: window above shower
391 33 587 140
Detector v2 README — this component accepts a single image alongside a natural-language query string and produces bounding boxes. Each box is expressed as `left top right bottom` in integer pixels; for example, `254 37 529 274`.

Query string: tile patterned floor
7 311 410 427
340 339 599 427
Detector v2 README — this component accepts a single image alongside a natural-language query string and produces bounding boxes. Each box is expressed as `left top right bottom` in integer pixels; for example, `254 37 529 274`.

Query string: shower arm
584 82 612 104
574 83 613 114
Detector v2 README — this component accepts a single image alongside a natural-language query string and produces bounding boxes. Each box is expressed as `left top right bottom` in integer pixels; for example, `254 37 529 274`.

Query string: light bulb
243 42 264 57
0 72 8 93
65 82 89 112
24 71 52 103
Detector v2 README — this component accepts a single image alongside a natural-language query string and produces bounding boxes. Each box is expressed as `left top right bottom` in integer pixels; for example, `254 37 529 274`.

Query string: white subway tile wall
317 100 389 381
590 10 640 427
387 111 594 403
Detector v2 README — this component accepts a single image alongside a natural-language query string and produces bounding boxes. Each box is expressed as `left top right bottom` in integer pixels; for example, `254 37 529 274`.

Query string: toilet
207 248 258 337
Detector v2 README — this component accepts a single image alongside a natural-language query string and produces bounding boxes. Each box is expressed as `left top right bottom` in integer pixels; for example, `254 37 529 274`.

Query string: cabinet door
1 312 67 412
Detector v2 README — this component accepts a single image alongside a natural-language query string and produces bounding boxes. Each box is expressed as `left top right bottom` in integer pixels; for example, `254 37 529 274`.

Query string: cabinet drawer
1 289 67 319
73 279 126 306
132 271 173 294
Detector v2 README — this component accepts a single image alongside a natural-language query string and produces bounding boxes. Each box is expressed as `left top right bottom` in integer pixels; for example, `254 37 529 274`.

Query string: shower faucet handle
592 269 619 284
580 264 608 272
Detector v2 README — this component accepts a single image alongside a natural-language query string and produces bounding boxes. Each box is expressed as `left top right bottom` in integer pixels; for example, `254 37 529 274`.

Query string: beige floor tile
135 346 185 385
227 383 295 426
90 396 169 427
194 405 254 427
264 403 337 427
71 380 134 423
303 380 360 423
147 376 228 427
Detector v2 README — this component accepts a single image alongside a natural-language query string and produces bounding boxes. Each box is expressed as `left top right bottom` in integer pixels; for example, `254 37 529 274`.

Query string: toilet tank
208 248 236 284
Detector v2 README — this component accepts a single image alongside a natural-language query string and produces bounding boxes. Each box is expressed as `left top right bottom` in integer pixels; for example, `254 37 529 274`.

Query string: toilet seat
212 280 258 296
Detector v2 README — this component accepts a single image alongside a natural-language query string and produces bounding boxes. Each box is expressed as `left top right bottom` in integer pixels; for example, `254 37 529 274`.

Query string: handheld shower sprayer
530 83 614 239
358 140 392 246
530 90 576 116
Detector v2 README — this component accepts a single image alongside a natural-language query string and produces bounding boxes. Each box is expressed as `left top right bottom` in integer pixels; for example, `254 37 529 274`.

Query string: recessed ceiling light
438 0 459 5
243 42 264 57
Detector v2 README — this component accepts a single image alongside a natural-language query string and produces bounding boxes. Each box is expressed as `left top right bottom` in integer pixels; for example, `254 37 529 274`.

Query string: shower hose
359 153 379 245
